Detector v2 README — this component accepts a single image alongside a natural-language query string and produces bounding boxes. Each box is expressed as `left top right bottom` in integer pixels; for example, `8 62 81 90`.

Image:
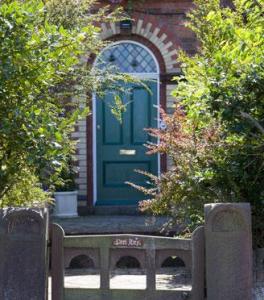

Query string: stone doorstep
93 205 140 216
51 215 179 236
77 205 144 216
76 205 144 217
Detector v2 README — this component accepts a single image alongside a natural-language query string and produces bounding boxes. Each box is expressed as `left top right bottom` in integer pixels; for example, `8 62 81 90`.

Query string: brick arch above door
100 20 180 74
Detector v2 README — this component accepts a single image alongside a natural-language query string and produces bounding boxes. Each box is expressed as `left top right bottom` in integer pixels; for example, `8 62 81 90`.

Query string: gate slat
51 223 65 300
100 247 110 290
146 243 156 291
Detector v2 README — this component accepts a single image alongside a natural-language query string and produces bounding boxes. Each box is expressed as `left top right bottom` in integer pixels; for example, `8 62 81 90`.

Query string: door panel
96 81 158 205
132 87 151 144
102 101 123 145
104 161 151 186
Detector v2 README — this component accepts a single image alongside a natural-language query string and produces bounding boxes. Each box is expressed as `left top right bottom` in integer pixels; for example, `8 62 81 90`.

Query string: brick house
74 0 199 214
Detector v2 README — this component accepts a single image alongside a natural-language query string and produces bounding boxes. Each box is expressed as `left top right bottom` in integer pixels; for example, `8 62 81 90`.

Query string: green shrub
1 168 51 208
53 156 77 192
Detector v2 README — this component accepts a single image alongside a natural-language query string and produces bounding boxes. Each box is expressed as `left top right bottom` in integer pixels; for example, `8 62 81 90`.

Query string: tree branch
240 111 264 135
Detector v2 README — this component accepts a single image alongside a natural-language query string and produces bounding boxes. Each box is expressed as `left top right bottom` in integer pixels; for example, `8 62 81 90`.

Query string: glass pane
96 42 157 73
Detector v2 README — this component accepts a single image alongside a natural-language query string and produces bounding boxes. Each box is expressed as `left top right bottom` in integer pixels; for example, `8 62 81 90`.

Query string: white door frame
92 40 160 205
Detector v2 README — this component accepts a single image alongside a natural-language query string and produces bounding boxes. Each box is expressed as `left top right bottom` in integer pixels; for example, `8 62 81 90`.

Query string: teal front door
96 82 158 205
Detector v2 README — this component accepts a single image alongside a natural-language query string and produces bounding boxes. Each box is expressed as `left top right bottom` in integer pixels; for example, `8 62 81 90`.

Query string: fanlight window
97 42 157 74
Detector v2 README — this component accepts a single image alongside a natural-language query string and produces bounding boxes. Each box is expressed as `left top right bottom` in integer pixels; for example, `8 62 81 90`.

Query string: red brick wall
97 0 197 74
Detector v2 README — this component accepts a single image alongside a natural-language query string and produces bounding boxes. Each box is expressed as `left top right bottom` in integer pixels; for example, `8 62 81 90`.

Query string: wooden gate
50 224 204 300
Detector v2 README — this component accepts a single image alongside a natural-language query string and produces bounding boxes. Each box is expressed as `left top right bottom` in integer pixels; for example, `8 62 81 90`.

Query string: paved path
48 269 192 300
63 268 191 290
51 215 179 235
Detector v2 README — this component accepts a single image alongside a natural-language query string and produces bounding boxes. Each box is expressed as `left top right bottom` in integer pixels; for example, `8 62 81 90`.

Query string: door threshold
94 205 140 216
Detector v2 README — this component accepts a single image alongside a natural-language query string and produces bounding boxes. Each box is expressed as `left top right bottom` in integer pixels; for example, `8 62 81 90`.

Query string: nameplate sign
112 237 144 248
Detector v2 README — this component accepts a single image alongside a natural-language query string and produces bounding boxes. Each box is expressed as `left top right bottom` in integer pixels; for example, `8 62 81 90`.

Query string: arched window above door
96 42 158 74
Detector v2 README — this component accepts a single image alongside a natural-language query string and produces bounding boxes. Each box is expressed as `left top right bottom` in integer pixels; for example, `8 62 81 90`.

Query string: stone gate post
0 208 49 300
204 203 253 300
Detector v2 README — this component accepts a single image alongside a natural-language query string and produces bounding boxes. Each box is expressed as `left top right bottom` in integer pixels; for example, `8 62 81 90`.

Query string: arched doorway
93 41 160 205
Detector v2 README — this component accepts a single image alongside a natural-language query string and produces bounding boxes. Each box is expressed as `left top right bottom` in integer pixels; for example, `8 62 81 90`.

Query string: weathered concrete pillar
0 208 48 300
205 203 253 300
